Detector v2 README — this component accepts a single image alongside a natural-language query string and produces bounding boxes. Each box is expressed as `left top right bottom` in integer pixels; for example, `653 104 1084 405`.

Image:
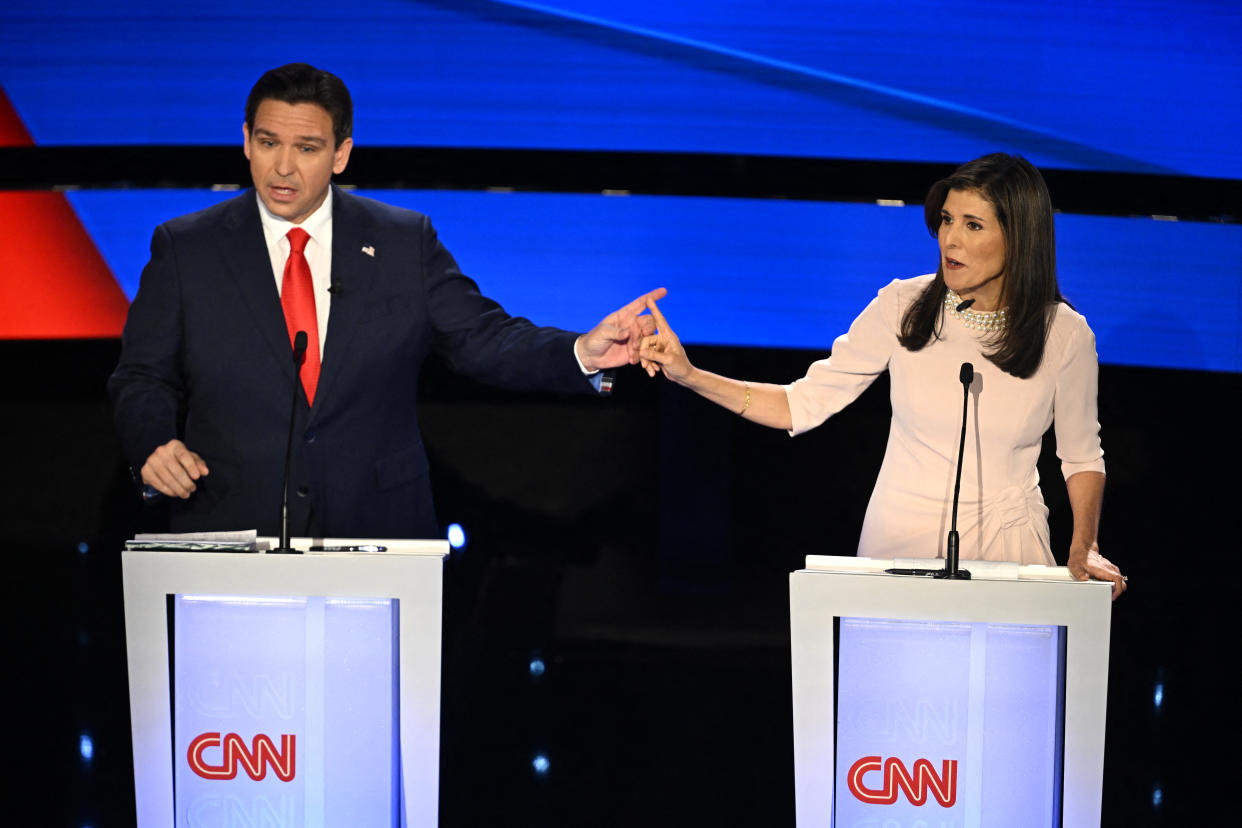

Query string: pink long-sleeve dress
785 275 1105 564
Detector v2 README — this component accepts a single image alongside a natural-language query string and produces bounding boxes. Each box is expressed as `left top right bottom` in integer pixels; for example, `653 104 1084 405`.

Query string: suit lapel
315 187 379 410
216 192 299 385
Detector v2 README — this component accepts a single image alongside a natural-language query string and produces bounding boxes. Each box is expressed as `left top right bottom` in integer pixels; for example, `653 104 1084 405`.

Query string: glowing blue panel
836 618 1065 825
172 594 397 826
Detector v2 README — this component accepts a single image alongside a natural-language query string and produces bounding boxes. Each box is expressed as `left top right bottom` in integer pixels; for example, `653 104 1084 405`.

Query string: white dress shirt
256 190 334 358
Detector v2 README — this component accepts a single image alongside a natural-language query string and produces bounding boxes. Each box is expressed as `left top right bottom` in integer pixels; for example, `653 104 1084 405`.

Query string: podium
790 555 1112 827
121 538 449 828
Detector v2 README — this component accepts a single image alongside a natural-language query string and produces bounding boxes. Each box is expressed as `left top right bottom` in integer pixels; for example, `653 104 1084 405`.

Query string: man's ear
332 137 354 175
242 122 252 160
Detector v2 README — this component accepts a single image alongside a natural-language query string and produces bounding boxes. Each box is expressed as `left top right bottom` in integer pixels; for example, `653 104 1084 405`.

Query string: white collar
255 187 334 244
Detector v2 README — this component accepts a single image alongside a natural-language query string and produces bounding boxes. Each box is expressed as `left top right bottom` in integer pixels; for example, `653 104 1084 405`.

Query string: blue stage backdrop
1 0 1239 177
66 189 1241 373
2 2 1238 368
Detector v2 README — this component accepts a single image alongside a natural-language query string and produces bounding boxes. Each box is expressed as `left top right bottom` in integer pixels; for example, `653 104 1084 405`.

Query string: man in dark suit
108 63 663 539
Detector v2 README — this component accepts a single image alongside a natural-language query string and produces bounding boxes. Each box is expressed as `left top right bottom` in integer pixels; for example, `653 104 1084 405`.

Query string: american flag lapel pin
362 245 375 257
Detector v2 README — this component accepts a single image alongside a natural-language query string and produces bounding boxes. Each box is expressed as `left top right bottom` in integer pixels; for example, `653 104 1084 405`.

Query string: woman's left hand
637 298 694 383
1068 541 1127 600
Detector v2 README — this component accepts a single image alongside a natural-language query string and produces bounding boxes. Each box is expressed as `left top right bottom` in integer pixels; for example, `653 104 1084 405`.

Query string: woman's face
938 188 1007 311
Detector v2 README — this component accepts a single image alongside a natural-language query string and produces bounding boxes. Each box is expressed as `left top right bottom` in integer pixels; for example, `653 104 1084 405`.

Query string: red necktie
282 227 321 405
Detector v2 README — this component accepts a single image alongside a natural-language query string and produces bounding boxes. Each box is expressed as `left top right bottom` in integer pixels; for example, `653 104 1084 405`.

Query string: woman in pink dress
639 153 1127 599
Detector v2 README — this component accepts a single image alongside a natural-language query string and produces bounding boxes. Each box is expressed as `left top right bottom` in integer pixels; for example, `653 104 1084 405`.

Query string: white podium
790 555 1112 827
121 538 449 828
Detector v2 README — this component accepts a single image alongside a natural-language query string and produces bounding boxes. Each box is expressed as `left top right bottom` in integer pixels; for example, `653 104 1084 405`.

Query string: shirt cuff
572 336 598 376
573 336 613 394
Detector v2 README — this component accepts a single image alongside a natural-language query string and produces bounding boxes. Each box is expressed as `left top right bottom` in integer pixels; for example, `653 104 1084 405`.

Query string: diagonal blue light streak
485 0 1173 173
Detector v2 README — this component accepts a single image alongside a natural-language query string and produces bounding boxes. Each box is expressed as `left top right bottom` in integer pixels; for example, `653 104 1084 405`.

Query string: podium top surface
122 537 449 602
804 554 1080 584
267 537 449 557
796 554 1112 637
124 536 450 557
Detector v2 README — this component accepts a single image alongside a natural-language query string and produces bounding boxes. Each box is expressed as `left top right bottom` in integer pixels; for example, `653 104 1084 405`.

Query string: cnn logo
188 732 296 782
847 755 957 807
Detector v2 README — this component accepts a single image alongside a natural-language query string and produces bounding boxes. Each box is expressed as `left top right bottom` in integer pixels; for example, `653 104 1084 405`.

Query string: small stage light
532 753 550 775
447 523 466 549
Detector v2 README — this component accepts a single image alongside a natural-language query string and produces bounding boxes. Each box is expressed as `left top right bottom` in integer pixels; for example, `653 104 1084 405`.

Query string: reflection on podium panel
121 539 449 828
790 555 1112 827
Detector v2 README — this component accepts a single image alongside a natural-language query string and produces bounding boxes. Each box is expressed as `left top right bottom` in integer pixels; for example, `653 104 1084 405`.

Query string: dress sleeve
1054 311 1107 480
783 278 904 436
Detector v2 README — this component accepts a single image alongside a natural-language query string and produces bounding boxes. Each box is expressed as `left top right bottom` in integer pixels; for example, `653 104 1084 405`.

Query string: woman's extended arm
638 298 793 431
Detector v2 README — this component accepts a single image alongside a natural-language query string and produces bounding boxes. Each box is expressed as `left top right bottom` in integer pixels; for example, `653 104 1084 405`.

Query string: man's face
243 99 353 225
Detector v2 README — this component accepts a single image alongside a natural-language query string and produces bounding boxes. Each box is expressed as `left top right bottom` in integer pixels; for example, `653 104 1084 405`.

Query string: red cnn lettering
847 755 957 808
188 732 296 782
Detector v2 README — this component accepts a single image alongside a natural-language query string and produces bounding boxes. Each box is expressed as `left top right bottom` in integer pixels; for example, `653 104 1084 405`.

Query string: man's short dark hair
245 63 353 147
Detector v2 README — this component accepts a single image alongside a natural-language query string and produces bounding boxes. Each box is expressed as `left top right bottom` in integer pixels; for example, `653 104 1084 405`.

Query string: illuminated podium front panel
790 556 1112 827
121 539 449 828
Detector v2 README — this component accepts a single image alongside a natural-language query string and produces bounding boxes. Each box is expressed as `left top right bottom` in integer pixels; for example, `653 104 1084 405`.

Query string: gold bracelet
739 381 751 416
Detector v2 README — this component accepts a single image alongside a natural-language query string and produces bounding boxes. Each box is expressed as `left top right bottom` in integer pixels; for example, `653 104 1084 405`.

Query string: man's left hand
575 287 667 372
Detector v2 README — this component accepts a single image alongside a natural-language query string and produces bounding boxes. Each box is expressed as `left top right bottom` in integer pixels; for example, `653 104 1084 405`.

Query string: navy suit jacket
109 187 593 538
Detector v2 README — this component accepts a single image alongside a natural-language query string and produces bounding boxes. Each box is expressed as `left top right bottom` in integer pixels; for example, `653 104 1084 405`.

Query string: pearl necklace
945 288 1008 333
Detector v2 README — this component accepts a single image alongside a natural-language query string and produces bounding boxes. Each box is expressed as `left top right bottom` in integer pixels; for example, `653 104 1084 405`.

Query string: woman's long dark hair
898 153 1063 379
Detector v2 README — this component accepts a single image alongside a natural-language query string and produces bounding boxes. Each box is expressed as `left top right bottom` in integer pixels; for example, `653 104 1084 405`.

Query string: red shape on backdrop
0 192 133 339
1 85 131 338
0 86 33 146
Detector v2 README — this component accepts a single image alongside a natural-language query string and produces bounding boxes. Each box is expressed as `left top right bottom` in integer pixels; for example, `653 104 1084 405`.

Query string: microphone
956 298 975 312
328 281 344 295
935 362 974 580
271 331 308 555
887 362 976 580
